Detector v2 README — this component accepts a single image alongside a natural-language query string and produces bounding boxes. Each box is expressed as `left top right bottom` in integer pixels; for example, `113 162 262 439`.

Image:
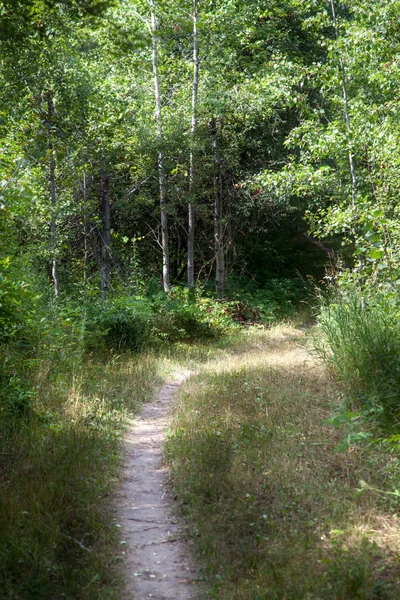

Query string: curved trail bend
118 373 198 600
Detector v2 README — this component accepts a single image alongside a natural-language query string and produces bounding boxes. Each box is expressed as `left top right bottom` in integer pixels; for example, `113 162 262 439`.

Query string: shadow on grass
167 334 400 599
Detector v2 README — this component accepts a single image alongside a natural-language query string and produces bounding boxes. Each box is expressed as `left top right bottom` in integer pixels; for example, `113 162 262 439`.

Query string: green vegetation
0 297 237 599
0 345 160 599
2 0 400 597
316 286 400 426
167 327 400 599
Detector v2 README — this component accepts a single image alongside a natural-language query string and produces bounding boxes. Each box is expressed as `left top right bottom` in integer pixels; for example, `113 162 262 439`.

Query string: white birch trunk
330 0 363 302
46 93 60 297
101 167 111 300
210 117 225 298
330 0 357 212
150 1 170 292
83 170 88 299
188 0 199 289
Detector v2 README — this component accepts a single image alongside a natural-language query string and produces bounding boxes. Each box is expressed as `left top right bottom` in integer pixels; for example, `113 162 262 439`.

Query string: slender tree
45 90 60 297
329 0 357 213
330 0 365 290
210 117 225 297
149 0 170 292
100 164 111 299
188 0 199 289
82 170 88 299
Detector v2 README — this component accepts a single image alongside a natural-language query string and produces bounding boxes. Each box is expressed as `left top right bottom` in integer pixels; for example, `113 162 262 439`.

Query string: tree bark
210 117 225 298
150 1 170 292
82 170 88 299
101 167 111 299
188 0 199 289
45 92 60 297
330 0 357 213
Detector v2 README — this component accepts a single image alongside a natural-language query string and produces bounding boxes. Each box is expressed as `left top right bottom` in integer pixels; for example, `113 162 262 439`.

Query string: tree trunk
45 92 60 297
188 0 199 289
82 170 88 299
100 167 111 299
330 0 357 213
330 0 364 295
150 1 170 292
210 117 225 298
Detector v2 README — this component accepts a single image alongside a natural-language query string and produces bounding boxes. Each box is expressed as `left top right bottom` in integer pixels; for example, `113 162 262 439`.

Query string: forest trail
118 373 198 600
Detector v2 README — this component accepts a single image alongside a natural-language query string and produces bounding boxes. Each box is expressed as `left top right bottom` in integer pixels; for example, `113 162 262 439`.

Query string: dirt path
118 373 198 600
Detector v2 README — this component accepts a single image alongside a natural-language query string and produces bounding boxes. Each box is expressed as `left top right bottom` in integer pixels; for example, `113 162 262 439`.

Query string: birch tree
210 117 225 297
187 0 199 289
329 0 357 215
100 165 111 299
149 0 170 292
44 91 60 297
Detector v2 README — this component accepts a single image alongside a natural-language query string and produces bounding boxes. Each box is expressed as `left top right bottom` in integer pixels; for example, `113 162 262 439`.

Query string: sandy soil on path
118 373 198 600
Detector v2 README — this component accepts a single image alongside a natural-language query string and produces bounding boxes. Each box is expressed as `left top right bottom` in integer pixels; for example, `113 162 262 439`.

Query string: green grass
3 297 400 599
315 287 400 425
0 350 161 600
0 329 249 600
166 326 400 599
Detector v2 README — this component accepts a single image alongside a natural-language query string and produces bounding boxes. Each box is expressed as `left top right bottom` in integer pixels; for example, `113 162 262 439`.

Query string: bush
150 288 238 342
225 277 312 324
0 255 44 423
0 371 34 421
53 290 238 355
316 285 400 422
84 297 153 352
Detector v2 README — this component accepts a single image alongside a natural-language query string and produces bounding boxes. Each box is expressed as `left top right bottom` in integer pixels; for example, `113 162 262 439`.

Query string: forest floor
4 321 398 599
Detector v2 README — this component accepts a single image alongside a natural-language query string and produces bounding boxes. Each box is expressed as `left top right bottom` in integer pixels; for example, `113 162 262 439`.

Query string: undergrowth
315 286 400 428
0 278 311 598
0 285 248 599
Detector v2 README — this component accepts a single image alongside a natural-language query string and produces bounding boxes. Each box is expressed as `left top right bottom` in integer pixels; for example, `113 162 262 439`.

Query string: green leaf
368 248 384 260
365 231 381 243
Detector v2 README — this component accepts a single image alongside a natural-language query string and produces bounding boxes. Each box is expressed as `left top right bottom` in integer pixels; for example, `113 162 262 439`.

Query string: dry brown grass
167 325 400 599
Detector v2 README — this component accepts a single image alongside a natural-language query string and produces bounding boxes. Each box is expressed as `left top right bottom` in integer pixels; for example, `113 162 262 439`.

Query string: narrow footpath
118 374 198 600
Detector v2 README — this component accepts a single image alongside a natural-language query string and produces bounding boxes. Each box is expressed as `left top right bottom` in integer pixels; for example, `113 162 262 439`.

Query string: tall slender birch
100 165 111 299
210 117 225 298
330 0 364 303
188 0 199 289
330 0 357 213
149 0 170 292
45 91 60 297
82 170 88 299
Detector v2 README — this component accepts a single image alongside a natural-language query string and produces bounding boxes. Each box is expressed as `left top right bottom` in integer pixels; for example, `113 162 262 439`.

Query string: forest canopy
2 0 400 351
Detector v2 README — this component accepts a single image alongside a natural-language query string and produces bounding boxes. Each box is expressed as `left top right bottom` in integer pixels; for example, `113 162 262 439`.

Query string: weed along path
118 373 198 600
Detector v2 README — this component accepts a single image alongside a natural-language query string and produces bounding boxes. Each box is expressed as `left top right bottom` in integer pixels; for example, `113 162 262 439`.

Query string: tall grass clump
316 285 400 423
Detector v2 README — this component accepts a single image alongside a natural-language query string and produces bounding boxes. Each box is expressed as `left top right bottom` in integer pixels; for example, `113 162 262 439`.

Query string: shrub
84 297 152 352
150 288 237 342
225 277 312 324
0 370 35 421
316 285 400 422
